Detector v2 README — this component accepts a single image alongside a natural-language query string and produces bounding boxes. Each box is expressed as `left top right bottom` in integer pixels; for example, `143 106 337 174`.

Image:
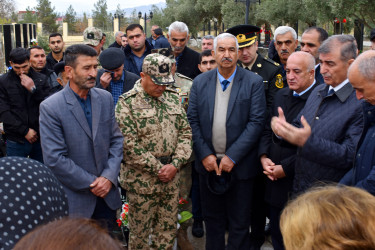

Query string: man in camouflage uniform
115 53 192 250
83 27 105 56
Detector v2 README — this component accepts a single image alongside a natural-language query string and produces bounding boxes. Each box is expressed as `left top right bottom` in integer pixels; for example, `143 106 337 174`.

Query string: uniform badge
257 63 262 68
275 74 284 89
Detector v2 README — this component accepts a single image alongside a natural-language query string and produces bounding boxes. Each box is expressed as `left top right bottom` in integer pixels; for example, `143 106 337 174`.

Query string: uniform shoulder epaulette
175 72 193 81
166 86 178 93
264 57 280 67
120 88 138 100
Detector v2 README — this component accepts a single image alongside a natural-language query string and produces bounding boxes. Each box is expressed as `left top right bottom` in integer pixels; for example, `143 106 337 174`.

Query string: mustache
172 46 184 51
87 77 96 81
280 50 289 54
221 57 233 62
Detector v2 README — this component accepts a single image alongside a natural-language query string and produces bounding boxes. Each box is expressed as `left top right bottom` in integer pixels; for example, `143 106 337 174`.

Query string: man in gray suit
39 44 123 230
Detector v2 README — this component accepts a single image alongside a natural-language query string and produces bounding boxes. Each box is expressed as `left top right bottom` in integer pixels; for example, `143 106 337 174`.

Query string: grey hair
274 26 297 41
168 21 189 37
203 35 215 40
115 31 124 37
349 50 375 81
318 35 357 61
213 33 239 52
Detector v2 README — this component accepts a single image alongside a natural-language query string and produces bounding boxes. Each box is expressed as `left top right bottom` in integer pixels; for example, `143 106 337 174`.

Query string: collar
293 80 316 96
320 79 353 103
328 79 349 93
315 64 320 70
217 66 237 83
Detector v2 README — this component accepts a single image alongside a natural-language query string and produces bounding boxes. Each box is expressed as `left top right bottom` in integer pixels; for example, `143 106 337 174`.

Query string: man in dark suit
39 44 123 230
259 51 319 250
96 47 140 105
187 33 266 250
300 27 328 84
167 21 201 79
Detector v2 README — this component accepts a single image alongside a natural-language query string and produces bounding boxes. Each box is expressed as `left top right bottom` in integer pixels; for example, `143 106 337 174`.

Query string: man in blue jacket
272 35 363 194
340 50 375 195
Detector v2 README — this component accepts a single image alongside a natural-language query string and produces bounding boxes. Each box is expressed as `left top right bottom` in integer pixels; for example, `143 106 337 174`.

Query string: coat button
315 117 319 120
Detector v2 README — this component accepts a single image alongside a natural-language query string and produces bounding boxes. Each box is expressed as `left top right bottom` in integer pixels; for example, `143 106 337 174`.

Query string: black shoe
192 219 204 238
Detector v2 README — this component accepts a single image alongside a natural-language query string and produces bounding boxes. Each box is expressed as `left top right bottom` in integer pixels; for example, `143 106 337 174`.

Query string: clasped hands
90 176 112 198
158 164 177 183
202 155 234 176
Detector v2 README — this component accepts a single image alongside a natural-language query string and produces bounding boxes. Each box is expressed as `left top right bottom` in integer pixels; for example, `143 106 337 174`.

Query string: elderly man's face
286 54 314 93
319 44 354 87
140 72 166 97
202 38 214 51
116 32 124 45
168 30 189 55
301 30 321 63
349 64 375 104
213 37 238 70
275 32 298 64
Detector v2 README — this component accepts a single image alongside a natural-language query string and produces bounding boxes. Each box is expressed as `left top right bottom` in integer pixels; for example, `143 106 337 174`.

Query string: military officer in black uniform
227 25 284 112
227 24 283 250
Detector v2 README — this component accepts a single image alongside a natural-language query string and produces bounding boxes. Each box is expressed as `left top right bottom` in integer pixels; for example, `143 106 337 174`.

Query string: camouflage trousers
127 191 179 250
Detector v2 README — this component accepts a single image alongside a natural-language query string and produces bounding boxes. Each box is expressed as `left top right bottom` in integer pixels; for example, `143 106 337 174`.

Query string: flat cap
226 25 260 48
53 61 65 75
99 48 125 70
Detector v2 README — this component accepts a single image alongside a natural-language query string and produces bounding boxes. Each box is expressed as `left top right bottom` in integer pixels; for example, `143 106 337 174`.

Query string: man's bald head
286 51 316 93
348 50 375 104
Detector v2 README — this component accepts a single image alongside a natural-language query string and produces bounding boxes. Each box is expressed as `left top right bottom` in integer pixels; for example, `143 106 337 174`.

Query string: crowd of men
1 20 375 250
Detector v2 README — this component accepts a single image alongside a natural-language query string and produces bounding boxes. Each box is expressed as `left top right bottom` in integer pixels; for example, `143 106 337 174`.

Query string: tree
75 13 88 33
21 7 38 24
65 5 77 33
92 0 110 30
36 0 58 33
0 0 15 20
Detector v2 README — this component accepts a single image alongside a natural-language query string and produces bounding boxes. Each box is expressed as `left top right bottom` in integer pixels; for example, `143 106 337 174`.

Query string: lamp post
138 11 153 37
234 0 260 24
114 13 124 31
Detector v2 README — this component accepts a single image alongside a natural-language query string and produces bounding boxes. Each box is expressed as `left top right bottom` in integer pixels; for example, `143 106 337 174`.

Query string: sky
15 0 165 15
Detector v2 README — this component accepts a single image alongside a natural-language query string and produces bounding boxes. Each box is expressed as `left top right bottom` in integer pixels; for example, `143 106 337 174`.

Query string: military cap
207 171 233 195
53 61 65 75
226 25 260 48
142 53 175 85
83 27 103 46
99 48 125 70
371 28 375 42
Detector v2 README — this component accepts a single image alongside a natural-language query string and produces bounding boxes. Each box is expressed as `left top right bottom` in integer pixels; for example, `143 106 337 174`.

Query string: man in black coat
96 47 140 105
0 48 50 162
167 21 201 79
259 51 319 250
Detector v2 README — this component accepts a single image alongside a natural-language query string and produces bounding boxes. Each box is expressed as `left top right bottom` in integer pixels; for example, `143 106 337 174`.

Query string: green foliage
20 7 38 24
92 0 110 30
37 34 50 52
36 0 58 33
0 17 11 24
65 5 77 33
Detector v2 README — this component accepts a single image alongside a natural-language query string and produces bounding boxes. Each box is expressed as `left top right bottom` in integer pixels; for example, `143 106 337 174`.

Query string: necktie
222 80 230 91
328 89 335 96
293 93 300 97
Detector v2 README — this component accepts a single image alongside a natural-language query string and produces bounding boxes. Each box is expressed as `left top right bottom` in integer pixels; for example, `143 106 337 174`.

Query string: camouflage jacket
168 72 193 112
115 80 192 194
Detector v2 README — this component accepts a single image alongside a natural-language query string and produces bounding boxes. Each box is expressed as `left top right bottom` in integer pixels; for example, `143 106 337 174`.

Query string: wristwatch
30 86 37 93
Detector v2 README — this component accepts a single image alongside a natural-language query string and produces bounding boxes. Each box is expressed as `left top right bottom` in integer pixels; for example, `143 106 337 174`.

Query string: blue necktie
222 80 230 91
293 93 300 97
328 89 335 96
